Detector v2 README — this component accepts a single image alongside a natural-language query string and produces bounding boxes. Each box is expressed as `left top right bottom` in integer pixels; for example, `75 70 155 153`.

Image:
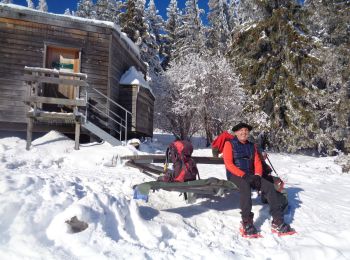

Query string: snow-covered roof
120 66 154 96
0 3 140 58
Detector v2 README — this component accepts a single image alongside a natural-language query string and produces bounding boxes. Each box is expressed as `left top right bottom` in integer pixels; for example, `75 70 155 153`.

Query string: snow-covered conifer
64 8 71 16
207 0 230 55
37 0 48 12
172 0 206 59
236 0 263 24
120 0 161 78
145 0 164 76
161 0 182 69
26 0 34 9
95 0 118 22
305 0 350 153
0 0 12 4
227 0 239 31
228 0 331 153
76 0 96 19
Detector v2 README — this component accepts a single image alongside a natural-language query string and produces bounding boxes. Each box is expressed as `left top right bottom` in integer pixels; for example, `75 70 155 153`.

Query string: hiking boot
240 221 259 237
271 219 296 236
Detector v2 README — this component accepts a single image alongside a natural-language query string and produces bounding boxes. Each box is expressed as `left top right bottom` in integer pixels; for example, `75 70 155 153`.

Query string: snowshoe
239 222 262 238
271 221 296 236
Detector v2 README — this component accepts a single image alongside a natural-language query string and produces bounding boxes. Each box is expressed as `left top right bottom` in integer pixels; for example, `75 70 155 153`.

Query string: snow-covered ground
0 131 349 260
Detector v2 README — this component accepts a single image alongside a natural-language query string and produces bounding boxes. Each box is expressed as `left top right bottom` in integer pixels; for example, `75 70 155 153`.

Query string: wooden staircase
24 67 130 150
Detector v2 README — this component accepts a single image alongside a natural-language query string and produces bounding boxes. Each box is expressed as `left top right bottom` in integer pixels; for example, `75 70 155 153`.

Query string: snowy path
0 132 349 259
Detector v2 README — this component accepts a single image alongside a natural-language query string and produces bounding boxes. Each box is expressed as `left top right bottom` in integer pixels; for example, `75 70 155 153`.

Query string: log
119 154 224 164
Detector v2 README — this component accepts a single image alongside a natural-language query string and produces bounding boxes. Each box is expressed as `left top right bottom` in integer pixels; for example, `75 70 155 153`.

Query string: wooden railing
24 66 88 150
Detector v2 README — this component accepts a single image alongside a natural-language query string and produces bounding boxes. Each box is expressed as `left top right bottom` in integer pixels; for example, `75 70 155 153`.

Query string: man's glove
242 173 250 181
252 175 261 190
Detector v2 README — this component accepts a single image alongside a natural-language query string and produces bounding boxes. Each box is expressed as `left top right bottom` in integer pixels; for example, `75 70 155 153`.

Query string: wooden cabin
0 3 154 138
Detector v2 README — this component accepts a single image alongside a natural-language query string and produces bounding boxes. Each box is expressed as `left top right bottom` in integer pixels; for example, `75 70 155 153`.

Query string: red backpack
211 131 234 157
160 140 199 182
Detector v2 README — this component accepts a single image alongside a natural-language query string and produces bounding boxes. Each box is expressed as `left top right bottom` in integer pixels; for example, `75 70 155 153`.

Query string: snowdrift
0 131 349 259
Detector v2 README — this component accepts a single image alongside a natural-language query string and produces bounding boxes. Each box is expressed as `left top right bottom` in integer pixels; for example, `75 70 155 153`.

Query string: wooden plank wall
118 85 154 137
0 8 128 132
136 87 154 137
108 33 147 137
109 33 146 105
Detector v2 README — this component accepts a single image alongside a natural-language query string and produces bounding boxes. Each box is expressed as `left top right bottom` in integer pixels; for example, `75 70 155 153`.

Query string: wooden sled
127 156 236 203
133 177 238 203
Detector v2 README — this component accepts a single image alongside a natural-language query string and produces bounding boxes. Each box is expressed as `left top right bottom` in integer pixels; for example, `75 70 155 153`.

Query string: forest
3 0 349 155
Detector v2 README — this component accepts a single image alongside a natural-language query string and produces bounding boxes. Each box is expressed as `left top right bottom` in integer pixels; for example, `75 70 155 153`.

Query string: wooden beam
24 67 87 79
119 154 225 164
27 111 76 120
26 96 86 107
23 75 89 87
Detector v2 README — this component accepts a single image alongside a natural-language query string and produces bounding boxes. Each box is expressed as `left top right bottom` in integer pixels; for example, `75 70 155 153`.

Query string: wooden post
75 122 80 150
74 83 80 150
26 117 33 150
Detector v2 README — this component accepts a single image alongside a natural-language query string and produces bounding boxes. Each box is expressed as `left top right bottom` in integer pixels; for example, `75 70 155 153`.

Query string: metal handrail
91 87 131 116
85 87 132 143
87 102 125 130
86 103 123 139
87 100 126 125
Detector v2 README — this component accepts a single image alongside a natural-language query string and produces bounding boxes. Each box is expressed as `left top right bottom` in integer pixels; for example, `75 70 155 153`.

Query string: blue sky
11 0 210 20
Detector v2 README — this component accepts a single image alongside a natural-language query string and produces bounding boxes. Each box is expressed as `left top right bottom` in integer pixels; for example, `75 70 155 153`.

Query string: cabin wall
0 8 116 132
136 87 154 137
107 33 147 136
118 85 154 137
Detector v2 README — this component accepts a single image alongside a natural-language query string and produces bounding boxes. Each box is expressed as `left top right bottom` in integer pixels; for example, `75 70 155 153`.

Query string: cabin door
45 46 81 109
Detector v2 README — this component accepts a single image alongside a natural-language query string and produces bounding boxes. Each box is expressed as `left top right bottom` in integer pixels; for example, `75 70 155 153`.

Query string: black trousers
227 172 284 221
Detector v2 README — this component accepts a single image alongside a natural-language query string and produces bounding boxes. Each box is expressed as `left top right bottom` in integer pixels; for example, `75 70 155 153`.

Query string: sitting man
223 122 295 237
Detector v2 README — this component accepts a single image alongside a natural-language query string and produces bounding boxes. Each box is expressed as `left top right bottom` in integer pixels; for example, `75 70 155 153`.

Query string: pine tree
173 0 206 59
228 0 327 153
145 0 164 76
37 0 48 12
64 8 71 16
305 0 350 153
236 0 264 24
119 0 142 42
26 0 34 9
227 0 239 31
114 1 124 24
95 0 118 23
207 0 230 55
161 0 182 69
76 0 96 19
145 0 164 49
119 0 161 78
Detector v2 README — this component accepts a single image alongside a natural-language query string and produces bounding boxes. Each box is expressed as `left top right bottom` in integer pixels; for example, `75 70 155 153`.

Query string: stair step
82 120 121 146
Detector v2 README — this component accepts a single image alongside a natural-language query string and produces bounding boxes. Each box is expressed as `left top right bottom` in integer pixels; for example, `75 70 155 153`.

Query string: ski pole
266 153 279 177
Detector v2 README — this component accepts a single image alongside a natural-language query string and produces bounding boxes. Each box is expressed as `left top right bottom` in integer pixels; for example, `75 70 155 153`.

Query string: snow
120 66 154 96
0 130 350 260
0 3 140 58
